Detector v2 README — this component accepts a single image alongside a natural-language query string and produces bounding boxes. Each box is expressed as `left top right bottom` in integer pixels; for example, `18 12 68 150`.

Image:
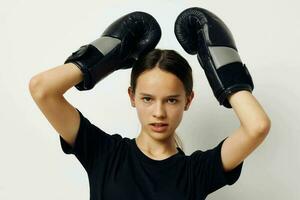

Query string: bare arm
29 63 84 147
221 91 271 172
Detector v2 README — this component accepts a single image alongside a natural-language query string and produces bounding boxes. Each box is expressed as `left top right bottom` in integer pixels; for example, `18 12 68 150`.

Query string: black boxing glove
65 11 161 91
174 7 254 108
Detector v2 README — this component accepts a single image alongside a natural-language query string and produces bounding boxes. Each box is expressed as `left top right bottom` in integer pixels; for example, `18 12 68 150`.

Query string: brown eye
168 98 178 104
142 97 152 103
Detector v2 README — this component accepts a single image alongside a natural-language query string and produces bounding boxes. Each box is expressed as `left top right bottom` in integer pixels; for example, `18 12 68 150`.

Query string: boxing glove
174 7 254 108
65 11 161 91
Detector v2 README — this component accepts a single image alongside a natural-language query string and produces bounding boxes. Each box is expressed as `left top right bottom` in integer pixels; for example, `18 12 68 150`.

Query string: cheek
168 104 185 120
170 102 185 114
170 108 184 123
135 105 149 122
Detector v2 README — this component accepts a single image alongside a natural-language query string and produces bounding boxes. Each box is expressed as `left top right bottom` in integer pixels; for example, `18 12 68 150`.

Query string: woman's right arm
29 63 83 147
28 11 162 149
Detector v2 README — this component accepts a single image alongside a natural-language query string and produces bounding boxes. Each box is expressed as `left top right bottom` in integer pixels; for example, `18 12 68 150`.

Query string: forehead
135 68 185 95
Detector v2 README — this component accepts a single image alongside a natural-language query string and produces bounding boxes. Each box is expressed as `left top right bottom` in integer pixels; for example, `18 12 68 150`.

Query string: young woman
29 8 271 200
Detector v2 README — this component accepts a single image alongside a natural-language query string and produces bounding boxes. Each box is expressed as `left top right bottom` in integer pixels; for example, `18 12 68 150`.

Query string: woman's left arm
221 90 271 172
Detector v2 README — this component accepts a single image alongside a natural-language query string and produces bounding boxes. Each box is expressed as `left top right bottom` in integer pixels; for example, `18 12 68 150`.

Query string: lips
150 123 168 132
150 123 168 126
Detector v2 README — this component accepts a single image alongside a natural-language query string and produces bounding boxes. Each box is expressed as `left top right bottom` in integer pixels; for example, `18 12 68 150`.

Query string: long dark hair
130 49 193 150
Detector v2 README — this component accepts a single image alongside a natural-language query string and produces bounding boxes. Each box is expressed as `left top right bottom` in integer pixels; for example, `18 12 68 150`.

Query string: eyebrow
139 93 181 98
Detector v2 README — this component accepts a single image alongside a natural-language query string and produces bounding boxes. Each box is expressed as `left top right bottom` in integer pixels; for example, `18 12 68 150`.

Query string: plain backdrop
1 0 300 199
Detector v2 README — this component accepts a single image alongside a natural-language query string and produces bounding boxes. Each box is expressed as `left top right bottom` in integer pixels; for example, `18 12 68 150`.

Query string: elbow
245 117 271 138
257 118 271 135
29 76 47 99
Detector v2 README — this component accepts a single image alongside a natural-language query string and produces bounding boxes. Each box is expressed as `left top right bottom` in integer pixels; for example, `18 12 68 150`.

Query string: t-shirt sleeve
190 137 243 195
59 108 122 173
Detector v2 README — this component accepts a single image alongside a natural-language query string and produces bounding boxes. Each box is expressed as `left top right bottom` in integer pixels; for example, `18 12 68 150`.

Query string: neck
135 133 178 156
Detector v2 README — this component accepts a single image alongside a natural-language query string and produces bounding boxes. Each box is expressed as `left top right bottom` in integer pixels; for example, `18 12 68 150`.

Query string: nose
152 102 166 118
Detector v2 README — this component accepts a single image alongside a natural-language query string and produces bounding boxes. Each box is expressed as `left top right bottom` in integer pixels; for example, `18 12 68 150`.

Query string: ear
184 90 194 111
128 86 136 107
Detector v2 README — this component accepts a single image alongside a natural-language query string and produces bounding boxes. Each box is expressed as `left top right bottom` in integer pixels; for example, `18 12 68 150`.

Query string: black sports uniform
60 108 243 200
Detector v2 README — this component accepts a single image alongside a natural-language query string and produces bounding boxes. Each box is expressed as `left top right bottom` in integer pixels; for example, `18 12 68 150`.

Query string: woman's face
128 67 194 142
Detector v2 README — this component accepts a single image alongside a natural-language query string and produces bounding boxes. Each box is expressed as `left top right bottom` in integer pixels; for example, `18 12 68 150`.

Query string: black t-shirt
60 108 243 200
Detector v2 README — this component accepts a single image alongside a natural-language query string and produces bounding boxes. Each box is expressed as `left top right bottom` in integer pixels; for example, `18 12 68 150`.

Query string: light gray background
1 0 299 199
